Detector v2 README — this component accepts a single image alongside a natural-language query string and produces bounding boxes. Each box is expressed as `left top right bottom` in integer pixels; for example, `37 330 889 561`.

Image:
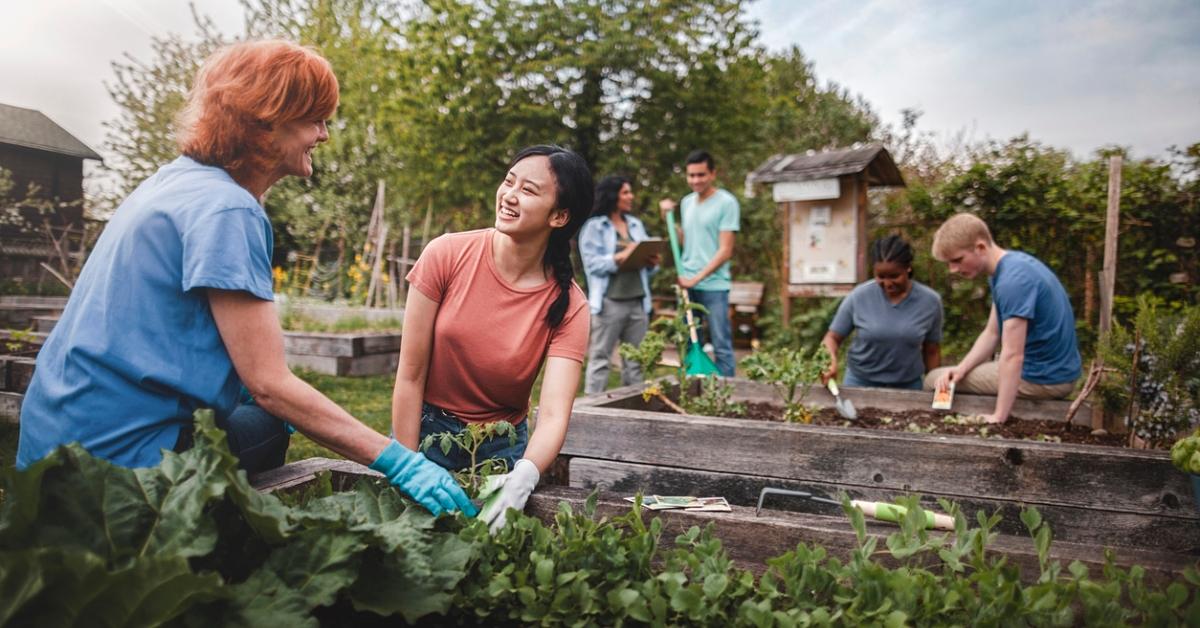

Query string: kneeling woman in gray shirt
821 236 943 390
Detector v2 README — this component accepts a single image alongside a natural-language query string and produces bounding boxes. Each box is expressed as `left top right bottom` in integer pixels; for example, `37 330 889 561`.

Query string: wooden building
0 103 102 285
746 144 905 324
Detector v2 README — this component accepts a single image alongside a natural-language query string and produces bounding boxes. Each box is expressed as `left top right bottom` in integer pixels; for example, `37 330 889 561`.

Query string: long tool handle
678 286 701 344
851 500 955 531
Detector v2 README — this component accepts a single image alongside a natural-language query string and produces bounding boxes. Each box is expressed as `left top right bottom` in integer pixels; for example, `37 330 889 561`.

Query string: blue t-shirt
990 251 1081 384
17 156 275 469
830 280 944 384
679 188 739 291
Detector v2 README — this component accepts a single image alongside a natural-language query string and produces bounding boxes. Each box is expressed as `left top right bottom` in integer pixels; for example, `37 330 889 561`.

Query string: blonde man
925 213 1081 423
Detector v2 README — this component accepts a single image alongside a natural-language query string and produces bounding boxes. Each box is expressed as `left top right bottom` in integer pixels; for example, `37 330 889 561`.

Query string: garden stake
755 487 954 530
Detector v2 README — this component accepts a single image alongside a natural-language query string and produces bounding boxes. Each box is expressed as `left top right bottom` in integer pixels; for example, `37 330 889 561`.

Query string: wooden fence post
1098 155 1123 432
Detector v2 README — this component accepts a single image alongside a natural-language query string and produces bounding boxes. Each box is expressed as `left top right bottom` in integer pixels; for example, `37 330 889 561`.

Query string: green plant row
2 412 1197 627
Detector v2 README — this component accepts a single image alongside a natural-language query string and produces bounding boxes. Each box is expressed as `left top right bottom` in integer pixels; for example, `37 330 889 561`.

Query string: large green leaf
0 548 221 627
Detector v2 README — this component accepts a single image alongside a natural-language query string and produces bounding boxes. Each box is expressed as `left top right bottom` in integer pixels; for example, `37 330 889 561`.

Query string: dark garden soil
622 392 1129 448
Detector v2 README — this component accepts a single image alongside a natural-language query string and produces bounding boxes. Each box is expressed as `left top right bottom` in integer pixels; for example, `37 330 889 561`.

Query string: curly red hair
176 40 339 185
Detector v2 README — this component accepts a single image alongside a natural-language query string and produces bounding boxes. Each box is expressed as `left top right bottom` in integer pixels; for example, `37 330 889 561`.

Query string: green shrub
1098 297 1200 446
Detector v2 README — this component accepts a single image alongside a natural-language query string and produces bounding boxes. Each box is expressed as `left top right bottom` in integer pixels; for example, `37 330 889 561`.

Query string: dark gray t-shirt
829 280 944 384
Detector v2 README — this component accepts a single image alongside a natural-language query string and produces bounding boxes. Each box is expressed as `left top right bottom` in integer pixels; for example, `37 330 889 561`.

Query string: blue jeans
418 403 529 472
843 370 924 390
688 288 735 377
175 404 290 473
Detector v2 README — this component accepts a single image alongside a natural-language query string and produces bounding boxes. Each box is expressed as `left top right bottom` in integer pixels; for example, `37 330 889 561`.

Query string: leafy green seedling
741 346 830 423
421 420 516 498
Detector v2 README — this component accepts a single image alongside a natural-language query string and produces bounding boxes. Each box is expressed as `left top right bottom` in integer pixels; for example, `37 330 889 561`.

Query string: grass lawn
0 365 627 470
288 369 395 462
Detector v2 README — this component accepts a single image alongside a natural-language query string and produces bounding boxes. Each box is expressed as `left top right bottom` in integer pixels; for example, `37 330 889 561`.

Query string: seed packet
932 382 955 410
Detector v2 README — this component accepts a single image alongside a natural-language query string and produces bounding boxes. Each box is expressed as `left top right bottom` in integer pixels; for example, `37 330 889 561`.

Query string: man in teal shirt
660 150 740 376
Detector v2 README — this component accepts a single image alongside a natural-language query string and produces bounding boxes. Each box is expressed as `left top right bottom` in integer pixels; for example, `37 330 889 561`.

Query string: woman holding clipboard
578 175 662 393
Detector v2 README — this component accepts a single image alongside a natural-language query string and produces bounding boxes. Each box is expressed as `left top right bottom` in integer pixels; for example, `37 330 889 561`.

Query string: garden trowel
826 379 858 420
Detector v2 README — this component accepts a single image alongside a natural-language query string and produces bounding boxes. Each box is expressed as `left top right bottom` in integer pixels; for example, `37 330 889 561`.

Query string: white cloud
748 0 1200 158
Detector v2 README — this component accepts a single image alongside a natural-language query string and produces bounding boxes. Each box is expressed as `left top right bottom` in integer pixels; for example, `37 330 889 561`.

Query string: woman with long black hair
821 235 944 390
578 175 659 393
391 145 592 532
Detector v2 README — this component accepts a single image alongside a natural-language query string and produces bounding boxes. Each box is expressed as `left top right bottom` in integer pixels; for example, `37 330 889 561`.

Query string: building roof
747 144 904 188
0 103 102 161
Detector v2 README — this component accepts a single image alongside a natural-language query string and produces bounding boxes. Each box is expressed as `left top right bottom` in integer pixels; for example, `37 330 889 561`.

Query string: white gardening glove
480 458 540 534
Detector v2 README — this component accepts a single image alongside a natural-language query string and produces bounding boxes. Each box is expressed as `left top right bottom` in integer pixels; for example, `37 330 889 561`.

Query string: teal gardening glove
480 458 540 534
370 440 478 517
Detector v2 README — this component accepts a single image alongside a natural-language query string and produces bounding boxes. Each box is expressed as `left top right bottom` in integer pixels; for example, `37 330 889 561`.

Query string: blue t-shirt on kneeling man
17 156 275 469
990 251 1081 385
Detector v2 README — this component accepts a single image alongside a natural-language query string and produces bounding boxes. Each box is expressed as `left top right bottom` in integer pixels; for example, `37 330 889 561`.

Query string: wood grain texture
568 458 1200 553
561 405 1193 519
525 485 1193 582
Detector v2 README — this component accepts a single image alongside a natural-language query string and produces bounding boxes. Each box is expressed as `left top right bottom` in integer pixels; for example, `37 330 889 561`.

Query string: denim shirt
578 213 657 314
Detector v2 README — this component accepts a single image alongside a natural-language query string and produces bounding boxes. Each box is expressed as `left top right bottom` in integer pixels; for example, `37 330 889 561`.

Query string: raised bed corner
283 330 401 376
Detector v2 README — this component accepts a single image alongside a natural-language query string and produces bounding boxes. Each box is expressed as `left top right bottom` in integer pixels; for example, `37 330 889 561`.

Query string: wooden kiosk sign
746 145 905 324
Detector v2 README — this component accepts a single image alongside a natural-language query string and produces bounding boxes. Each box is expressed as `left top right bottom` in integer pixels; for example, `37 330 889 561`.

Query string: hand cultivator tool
755 487 954 530
666 209 720 377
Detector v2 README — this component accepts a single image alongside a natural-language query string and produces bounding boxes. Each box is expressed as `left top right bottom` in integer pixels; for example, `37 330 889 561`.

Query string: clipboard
617 238 666 271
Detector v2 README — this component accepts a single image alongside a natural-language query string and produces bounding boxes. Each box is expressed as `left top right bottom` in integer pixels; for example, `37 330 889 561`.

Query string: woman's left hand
644 254 661 268
480 458 540 533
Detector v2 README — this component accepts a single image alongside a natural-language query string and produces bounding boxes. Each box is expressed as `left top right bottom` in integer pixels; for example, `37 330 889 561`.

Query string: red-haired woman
17 40 474 517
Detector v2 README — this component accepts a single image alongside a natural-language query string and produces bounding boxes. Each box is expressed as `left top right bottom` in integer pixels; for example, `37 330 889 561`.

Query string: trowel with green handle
755 487 954 530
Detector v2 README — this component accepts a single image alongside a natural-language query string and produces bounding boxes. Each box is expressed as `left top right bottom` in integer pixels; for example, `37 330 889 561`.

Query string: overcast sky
2 0 1197 188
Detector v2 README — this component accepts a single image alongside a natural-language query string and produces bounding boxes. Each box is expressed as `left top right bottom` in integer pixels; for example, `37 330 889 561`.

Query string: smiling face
873 260 911 299
616 182 634 213
685 162 716 197
272 117 329 179
495 155 567 237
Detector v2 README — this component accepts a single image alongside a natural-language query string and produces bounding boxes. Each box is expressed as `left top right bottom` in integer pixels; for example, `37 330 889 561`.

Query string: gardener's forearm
991 351 1024 422
521 357 580 473
208 289 388 465
391 376 425 451
254 373 389 463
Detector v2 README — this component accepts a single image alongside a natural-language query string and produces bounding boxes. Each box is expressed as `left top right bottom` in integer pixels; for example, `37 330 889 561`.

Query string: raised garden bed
282 330 401 376
0 295 67 328
251 456 1194 582
0 329 43 423
562 379 1200 555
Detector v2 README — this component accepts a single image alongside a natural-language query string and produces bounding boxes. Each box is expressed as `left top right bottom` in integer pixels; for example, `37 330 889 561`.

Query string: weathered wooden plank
1 357 36 393
525 486 1192 583
283 332 365 357
32 315 58 333
580 378 1092 425
0 392 21 424
248 457 380 492
0 305 64 328
360 333 403 355
250 459 1193 581
568 458 1200 553
283 331 402 357
561 406 1195 519
0 296 69 307
344 352 400 376
284 351 399 376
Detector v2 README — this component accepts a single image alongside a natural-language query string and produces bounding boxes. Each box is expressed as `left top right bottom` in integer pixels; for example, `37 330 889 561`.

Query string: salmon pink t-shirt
407 228 589 424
